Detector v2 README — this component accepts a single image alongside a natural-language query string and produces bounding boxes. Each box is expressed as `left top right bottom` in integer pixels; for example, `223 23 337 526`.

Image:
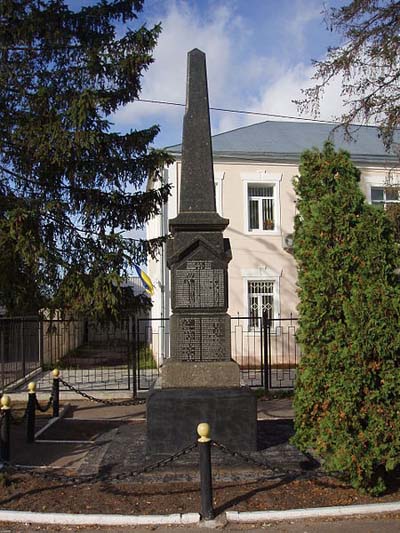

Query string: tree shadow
213 473 296 516
0 480 72 506
257 419 295 449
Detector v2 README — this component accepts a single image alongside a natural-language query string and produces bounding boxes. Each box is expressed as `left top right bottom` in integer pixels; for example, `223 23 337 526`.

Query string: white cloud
112 0 349 143
113 1 242 131
245 64 347 126
285 0 323 54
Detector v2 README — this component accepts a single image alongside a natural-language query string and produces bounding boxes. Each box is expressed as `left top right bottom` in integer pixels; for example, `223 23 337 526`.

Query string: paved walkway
10 398 306 484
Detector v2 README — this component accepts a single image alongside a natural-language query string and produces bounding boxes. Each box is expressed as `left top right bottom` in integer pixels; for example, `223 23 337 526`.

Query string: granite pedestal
146 387 257 455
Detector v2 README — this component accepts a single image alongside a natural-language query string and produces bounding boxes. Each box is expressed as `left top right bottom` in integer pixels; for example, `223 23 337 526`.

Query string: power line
137 98 341 125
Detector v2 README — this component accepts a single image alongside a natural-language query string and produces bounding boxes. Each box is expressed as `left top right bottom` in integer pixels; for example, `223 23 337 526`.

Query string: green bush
138 344 157 370
292 142 400 494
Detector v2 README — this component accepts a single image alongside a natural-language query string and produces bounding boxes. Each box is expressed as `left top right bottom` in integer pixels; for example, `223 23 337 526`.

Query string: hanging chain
3 441 198 485
59 378 146 406
35 389 54 413
211 440 327 481
212 440 287 476
102 441 199 482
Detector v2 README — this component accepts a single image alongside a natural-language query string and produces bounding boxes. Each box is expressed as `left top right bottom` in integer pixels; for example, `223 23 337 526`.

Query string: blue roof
167 120 400 165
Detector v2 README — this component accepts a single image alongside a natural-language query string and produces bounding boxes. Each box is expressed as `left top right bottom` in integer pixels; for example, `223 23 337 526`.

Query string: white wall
147 159 396 322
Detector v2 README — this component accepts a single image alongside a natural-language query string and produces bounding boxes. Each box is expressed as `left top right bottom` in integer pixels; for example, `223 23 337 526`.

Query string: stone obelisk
146 49 256 455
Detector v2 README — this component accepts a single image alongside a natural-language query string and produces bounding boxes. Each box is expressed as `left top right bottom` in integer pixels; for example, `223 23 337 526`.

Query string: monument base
146 387 257 455
159 359 240 388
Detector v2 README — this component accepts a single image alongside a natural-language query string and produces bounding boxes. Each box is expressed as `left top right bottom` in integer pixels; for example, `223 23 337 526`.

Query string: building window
248 280 274 327
371 186 400 209
248 184 275 231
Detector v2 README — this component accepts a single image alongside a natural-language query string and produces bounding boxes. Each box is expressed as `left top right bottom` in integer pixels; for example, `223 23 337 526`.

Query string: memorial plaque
175 259 225 309
174 315 230 362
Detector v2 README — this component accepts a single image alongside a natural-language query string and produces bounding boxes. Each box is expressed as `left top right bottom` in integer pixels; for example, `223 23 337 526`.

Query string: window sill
245 229 281 236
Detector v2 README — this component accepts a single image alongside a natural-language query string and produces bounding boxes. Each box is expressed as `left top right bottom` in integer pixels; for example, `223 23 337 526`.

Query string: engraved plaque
175 315 229 361
175 260 225 308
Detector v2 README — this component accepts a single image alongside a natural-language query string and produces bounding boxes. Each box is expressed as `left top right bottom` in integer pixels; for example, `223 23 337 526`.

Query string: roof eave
167 150 400 167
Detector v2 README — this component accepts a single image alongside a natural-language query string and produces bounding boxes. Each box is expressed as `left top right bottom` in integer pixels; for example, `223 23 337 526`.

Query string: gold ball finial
197 422 211 442
52 368 60 378
1 395 11 409
28 382 36 393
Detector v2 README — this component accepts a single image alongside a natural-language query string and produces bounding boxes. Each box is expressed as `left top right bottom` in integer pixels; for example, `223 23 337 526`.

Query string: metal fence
37 318 134 392
1 314 301 394
0 316 136 393
136 317 169 392
264 317 301 390
136 316 301 392
0 316 41 392
231 315 264 388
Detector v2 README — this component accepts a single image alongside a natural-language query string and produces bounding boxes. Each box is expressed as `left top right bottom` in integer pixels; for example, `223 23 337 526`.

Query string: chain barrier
3 441 199 485
211 440 328 482
35 390 54 413
59 378 146 406
104 441 198 482
211 440 282 475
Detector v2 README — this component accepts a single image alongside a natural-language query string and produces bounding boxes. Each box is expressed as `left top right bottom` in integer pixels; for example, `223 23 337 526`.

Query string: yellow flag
134 265 154 296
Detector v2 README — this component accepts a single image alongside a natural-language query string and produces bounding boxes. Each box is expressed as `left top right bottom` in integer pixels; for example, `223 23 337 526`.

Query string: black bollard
52 369 60 418
26 382 36 443
0 395 11 462
197 422 214 520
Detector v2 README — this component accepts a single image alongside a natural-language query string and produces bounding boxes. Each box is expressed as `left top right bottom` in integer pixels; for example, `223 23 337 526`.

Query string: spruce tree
0 0 171 318
293 142 400 494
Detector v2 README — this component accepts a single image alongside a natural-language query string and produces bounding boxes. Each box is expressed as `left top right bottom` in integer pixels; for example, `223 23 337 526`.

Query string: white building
148 120 400 333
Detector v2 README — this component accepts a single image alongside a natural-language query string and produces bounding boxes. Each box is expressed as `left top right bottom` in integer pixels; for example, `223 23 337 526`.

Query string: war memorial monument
146 49 257 454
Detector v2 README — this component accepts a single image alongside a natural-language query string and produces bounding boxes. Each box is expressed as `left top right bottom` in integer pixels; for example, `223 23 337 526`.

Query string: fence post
52 368 60 418
21 318 26 381
263 314 271 393
38 319 44 367
26 382 36 443
0 326 4 393
0 395 11 462
132 317 137 398
197 422 214 521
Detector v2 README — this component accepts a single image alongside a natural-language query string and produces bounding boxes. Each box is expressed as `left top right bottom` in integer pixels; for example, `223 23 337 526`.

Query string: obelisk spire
179 49 216 213
146 48 256 457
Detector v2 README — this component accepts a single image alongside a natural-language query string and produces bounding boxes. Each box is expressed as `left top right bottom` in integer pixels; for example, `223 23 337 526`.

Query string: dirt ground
1 400 399 519
1 472 400 517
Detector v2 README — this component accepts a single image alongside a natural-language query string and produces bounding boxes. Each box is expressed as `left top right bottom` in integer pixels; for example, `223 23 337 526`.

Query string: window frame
364 175 400 208
370 185 400 208
241 267 281 329
242 172 282 235
247 279 275 328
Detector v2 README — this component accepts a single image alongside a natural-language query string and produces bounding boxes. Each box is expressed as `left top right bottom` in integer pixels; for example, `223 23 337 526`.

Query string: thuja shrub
292 142 400 494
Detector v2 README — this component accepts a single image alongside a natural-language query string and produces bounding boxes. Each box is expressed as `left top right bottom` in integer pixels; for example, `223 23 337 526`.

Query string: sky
68 0 349 148
107 0 348 148
66 0 349 261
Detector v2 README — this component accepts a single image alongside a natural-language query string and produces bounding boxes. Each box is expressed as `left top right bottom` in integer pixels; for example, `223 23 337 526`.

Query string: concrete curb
226 501 400 523
0 502 399 527
0 510 200 526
